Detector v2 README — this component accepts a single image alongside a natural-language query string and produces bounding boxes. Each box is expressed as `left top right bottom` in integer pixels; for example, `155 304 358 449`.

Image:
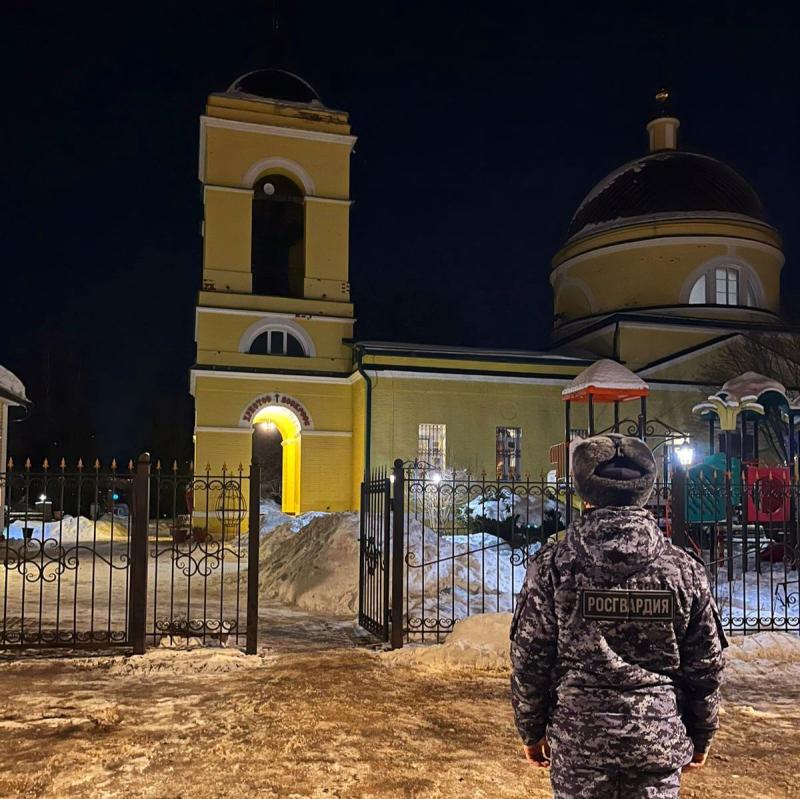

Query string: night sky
3 2 798 465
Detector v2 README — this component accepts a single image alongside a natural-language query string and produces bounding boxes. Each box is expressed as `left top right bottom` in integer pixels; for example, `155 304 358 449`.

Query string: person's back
510 434 726 798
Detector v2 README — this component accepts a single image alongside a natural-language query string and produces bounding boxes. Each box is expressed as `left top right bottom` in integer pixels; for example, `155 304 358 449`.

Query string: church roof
227 68 323 106
567 150 767 240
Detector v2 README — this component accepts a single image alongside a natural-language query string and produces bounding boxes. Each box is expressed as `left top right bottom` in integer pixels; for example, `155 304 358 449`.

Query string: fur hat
572 434 656 507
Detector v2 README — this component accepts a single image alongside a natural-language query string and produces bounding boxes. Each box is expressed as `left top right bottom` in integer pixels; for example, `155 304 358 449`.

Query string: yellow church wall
554 217 782 263
193 375 353 431
197 291 353 318
350 377 366 507
195 311 353 365
304 199 350 293
207 94 351 136
552 238 783 322
618 325 727 370
202 126 352 199
369 375 569 478
300 435 353 512
193 373 356 513
202 188 252 288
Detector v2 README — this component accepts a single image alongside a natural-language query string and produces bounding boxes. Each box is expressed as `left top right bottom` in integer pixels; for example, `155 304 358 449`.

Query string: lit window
715 267 738 305
688 264 756 307
418 424 446 470
496 427 522 480
249 329 306 356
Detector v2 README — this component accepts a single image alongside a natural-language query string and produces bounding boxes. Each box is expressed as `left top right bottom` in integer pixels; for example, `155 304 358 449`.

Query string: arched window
687 264 760 307
248 329 307 357
251 174 305 298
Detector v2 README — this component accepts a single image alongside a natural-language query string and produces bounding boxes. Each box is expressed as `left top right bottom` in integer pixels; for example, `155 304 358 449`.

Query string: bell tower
192 69 359 506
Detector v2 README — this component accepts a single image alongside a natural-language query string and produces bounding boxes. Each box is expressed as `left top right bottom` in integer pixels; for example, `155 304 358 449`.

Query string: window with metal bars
418 424 446 470
496 427 522 480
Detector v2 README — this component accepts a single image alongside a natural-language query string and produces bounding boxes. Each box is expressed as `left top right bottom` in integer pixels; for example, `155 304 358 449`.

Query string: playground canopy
561 359 649 403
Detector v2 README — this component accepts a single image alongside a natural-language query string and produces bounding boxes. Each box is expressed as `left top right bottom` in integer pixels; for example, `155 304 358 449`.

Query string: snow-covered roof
719 371 795 407
562 359 649 402
0 365 27 406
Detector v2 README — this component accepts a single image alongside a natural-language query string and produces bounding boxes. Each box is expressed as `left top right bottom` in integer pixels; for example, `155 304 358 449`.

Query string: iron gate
1 455 261 653
358 467 391 641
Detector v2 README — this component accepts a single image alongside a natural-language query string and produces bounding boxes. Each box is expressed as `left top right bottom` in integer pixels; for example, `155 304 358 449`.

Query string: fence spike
42 458 49 470
238 462 243 473
24 457 31 469
6 457 12 469
156 459 162 471
222 462 228 473
189 460 194 473
128 459 134 471
172 460 178 472
59 457 66 470
77 458 84 470
205 462 211 473
111 458 117 471
94 458 101 470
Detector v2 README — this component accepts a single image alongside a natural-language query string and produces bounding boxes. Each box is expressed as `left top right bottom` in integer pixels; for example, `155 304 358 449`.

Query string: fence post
671 466 687 548
390 459 404 650
247 459 261 655
129 452 150 655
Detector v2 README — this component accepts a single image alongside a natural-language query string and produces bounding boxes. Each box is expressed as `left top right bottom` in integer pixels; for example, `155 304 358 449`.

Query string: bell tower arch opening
251 405 302 515
251 174 305 298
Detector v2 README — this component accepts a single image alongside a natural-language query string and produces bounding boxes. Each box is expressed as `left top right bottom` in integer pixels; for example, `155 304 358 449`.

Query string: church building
191 71 786 513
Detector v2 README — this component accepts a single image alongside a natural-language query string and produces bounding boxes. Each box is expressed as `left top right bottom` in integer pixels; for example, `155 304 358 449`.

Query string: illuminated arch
241 393 312 515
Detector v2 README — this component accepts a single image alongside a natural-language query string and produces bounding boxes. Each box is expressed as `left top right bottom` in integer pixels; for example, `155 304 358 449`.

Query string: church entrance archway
251 405 302 515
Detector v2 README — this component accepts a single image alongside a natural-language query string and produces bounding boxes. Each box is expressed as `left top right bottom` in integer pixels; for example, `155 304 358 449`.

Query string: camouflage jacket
510 507 727 764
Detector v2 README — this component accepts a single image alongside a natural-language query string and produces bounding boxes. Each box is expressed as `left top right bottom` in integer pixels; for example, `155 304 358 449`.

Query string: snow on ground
710 564 799 629
3 514 128 542
382 611 800 677
404 518 535 629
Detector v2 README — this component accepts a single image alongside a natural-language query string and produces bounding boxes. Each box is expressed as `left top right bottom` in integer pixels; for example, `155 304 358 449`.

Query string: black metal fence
359 461 800 647
0 455 260 653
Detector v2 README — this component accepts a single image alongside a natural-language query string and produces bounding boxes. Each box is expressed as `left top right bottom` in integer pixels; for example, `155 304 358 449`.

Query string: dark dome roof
567 150 766 240
227 69 322 105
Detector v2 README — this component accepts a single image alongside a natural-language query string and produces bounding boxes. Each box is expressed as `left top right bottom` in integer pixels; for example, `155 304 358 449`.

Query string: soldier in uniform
510 433 727 798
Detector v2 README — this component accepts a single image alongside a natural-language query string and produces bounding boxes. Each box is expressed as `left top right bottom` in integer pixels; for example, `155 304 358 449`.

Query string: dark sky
2 2 798 464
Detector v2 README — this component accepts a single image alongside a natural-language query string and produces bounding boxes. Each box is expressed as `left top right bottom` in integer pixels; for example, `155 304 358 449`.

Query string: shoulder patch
581 589 675 621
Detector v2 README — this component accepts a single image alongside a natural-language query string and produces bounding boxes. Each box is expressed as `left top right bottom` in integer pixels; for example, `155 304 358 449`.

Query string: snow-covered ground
3 514 129 542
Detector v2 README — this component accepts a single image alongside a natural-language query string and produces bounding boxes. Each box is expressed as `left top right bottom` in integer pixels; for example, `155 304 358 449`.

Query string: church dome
567 149 767 241
227 68 323 106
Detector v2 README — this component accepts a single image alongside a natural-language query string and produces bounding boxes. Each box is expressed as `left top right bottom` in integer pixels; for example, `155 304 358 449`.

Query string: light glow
431 472 442 484
676 445 694 467
259 421 277 432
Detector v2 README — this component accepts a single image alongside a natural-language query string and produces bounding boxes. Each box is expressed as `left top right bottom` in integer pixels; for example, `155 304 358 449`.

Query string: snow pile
382 612 512 672
258 513 360 615
259 500 328 535
3 515 127 542
405 519 534 627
